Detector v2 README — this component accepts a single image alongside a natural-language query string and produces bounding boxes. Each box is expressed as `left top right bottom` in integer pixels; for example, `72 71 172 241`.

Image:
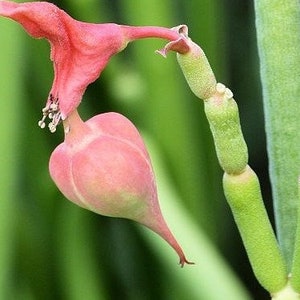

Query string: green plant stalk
223 166 287 292
254 0 300 269
204 85 248 175
205 86 287 293
175 34 287 293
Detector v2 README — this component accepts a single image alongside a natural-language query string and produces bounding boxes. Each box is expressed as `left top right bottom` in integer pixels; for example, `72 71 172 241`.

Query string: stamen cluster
38 94 61 133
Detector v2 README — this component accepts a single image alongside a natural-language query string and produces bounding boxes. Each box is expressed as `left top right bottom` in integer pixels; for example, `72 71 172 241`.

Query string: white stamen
48 122 57 133
38 120 46 129
38 94 61 132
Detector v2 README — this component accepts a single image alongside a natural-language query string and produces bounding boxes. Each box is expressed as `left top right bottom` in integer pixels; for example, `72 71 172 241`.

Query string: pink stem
121 25 188 54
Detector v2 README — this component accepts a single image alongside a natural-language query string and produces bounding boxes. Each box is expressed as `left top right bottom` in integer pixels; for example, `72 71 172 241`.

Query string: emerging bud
49 110 193 266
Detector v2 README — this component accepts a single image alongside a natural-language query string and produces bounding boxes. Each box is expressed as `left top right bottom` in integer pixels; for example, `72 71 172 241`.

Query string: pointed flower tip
151 212 194 268
180 256 195 268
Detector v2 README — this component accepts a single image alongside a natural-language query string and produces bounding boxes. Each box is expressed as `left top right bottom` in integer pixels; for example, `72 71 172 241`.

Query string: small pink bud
49 110 193 266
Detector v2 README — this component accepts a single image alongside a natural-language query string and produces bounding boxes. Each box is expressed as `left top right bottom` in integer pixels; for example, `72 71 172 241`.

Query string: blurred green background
0 0 271 299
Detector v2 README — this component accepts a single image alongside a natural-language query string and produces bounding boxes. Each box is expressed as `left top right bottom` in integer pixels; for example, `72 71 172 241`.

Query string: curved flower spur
0 1 193 266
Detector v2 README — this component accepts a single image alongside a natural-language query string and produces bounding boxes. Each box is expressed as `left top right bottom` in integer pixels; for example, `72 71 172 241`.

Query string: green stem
205 84 287 292
205 85 287 293
254 0 300 269
223 166 287 293
204 83 248 174
175 32 288 293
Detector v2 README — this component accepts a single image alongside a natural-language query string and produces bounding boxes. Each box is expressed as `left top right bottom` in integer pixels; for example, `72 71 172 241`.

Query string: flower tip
179 256 195 268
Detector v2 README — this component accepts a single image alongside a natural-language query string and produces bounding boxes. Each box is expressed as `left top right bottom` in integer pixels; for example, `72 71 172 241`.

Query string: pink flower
50 109 193 266
0 1 194 266
0 1 188 132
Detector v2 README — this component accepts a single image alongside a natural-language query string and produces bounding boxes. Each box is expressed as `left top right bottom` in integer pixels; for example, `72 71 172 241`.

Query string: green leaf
254 0 300 269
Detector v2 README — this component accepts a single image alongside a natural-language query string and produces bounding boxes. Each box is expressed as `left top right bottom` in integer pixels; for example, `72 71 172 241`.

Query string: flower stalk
223 167 287 292
160 25 288 293
204 83 248 175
